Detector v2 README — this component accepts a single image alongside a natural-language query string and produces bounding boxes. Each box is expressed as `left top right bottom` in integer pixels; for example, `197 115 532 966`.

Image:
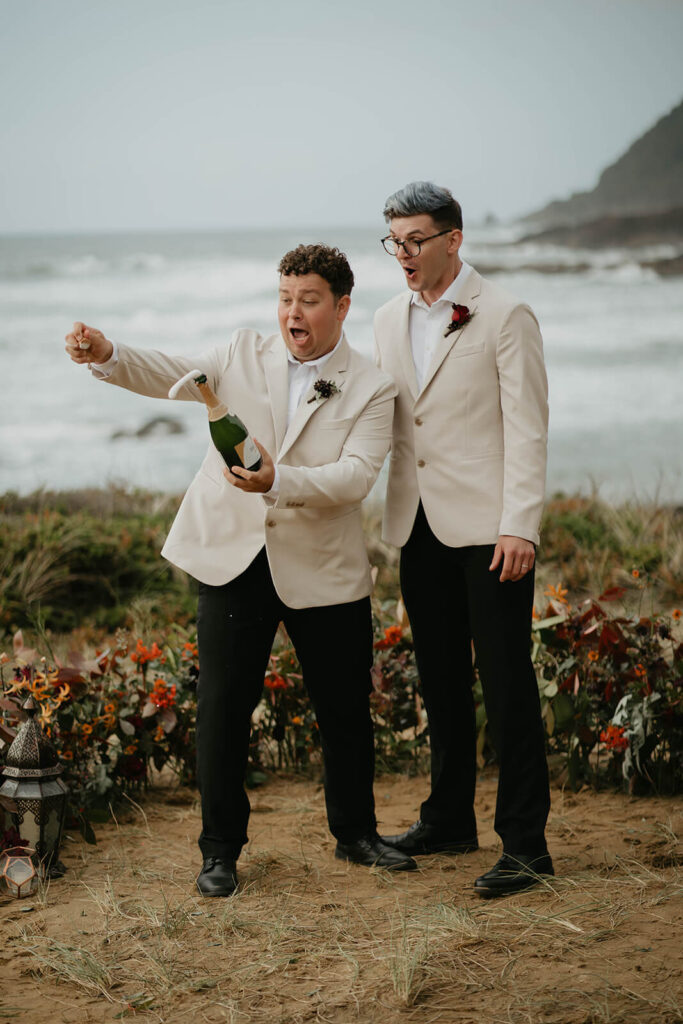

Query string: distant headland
520 98 683 272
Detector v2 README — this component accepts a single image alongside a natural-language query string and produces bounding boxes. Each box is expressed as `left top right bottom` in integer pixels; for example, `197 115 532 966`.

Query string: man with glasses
374 182 553 897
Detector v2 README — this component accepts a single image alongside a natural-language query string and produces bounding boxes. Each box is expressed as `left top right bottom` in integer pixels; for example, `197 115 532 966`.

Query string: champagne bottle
168 370 262 472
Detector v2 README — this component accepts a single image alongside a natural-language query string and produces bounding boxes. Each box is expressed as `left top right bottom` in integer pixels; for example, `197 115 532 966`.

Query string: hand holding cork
64 322 114 365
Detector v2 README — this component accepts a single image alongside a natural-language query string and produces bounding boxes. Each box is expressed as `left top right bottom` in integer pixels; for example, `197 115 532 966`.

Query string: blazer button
414 417 423 426
417 459 426 467
267 520 276 527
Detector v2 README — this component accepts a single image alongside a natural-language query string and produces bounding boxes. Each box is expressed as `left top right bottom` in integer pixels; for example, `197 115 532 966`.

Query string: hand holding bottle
224 439 275 493
64 323 113 365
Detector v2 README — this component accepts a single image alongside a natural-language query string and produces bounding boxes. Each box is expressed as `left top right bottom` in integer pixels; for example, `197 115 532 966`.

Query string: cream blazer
99 331 396 607
374 268 548 549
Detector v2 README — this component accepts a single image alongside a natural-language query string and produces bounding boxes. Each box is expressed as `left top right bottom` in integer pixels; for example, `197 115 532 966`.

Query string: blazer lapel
264 340 289 453
395 294 419 399
419 270 483 395
278 335 351 461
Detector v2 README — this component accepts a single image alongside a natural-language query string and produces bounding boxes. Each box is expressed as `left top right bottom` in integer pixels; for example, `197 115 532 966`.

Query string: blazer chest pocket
451 341 485 359
318 416 354 432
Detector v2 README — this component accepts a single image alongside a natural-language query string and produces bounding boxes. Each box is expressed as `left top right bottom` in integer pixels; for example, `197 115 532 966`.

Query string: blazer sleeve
496 304 549 544
272 378 397 509
94 335 239 402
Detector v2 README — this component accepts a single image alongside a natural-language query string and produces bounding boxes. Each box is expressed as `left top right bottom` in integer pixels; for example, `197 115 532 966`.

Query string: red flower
599 724 629 752
445 304 474 337
1 827 28 852
150 678 177 709
264 673 287 691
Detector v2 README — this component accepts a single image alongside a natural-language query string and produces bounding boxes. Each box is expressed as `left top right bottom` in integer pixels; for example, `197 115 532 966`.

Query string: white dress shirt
91 333 344 498
409 260 472 390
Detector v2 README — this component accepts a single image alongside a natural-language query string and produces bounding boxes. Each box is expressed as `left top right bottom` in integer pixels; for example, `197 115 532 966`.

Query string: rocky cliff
525 98 683 227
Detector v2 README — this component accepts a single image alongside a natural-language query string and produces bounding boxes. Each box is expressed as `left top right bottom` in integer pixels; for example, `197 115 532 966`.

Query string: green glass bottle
169 370 262 472
194 374 262 472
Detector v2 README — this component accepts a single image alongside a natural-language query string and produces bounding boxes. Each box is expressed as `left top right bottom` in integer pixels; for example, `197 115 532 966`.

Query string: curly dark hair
278 244 354 300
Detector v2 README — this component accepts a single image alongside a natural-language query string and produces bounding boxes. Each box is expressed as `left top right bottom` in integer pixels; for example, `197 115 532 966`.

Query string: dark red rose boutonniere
307 378 342 403
444 303 474 338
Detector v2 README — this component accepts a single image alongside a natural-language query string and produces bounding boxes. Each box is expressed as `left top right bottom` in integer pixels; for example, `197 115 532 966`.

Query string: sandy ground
1 770 681 1024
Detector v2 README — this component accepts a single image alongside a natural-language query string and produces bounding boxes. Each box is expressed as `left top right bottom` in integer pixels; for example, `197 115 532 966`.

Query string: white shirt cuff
90 340 119 379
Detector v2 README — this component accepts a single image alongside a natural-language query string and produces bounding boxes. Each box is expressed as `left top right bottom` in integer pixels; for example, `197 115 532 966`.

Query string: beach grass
1 486 681 641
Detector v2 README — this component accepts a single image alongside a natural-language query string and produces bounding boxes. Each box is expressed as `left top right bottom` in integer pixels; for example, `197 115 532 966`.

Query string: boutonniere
307 378 342 403
444 303 474 338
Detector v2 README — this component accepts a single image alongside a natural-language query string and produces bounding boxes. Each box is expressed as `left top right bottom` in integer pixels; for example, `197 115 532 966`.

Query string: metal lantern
0 696 68 877
0 845 38 898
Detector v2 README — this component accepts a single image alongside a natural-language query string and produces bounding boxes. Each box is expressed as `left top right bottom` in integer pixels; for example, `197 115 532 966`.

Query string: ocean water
1 225 681 502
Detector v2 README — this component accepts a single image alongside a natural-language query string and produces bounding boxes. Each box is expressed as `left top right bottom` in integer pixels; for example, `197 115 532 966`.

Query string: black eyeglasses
381 229 452 257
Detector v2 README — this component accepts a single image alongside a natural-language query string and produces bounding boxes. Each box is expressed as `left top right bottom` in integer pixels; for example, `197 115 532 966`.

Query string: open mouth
403 266 417 281
289 327 310 343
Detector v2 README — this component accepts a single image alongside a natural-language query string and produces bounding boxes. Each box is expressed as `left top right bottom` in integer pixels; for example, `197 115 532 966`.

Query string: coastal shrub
2 488 682 640
0 490 194 633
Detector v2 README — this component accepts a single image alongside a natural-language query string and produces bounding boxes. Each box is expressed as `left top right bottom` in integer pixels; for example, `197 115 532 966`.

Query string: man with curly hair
64 244 415 894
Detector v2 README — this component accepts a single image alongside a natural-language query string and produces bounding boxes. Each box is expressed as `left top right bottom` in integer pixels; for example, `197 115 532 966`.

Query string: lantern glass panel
0 846 38 898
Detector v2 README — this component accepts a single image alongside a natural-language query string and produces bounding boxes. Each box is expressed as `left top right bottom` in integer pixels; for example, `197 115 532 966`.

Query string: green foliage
2 488 681 642
0 489 194 633
538 493 683 601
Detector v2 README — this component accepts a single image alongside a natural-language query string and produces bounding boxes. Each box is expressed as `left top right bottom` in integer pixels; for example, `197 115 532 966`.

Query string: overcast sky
2 0 682 234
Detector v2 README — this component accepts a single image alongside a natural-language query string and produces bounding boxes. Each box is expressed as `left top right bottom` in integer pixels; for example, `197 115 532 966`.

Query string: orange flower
154 724 165 742
599 724 629 752
101 714 116 729
124 744 137 755
588 650 599 662
55 683 71 703
61 749 74 761
631 569 640 579
634 664 647 678
150 678 177 709
673 609 682 621
291 715 302 725
131 639 165 666
532 606 541 621
544 582 569 605
375 625 403 650
81 723 93 735
104 702 116 714
39 706 54 725
182 641 199 659
5 678 29 695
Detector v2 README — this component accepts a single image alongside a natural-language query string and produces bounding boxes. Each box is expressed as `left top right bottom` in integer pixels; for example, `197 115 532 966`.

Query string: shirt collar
286 331 343 371
410 260 472 311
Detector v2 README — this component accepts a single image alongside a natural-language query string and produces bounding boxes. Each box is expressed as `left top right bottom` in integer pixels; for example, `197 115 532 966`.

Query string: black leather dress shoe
474 853 554 898
335 835 417 871
196 857 238 897
381 820 479 856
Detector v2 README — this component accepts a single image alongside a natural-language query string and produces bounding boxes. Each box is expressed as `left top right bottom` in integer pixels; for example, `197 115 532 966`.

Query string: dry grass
1 774 681 1024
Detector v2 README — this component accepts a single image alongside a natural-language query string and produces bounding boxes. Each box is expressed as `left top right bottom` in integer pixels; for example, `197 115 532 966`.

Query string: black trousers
196 547 377 859
400 504 550 856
